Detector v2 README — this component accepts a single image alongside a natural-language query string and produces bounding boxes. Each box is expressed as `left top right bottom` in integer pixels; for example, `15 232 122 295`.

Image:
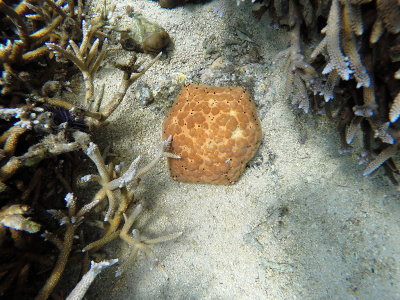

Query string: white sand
83 0 400 299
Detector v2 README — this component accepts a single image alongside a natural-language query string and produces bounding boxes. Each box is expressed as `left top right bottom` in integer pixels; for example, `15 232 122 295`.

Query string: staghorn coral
0 1 177 298
81 135 181 253
116 204 182 278
363 144 398 176
99 52 162 121
275 0 321 112
268 0 400 181
389 68 400 122
0 0 81 78
162 83 262 185
371 0 400 44
341 0 371 88
34 132 180 299
341 0 364 36
37 191 99 300
78 134 181 282
46 19 108 106
310 0 354 81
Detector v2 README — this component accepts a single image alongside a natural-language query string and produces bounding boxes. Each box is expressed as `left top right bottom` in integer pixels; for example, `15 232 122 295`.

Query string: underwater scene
0 0 399 299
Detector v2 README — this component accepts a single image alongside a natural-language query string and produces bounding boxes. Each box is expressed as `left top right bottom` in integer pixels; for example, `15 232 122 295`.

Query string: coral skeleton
81 134 181 253
100 52 162 121
46 20 108 106
390 92 400 123
37 192 98 300
116 204 182 278
66 259 118 300
346 116 363 144
0 0 73 67
363 144 398 176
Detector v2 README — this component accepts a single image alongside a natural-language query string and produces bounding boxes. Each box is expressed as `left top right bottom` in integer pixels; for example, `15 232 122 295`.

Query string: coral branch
36 192 98 300
100 52 162 120
341 1 370 88
275 1 319 113
0 204 41 233
66 259 118 300
363 145 398 176
82 136 180 256
46 18 108 107
116 204 182 278
312 0 353 81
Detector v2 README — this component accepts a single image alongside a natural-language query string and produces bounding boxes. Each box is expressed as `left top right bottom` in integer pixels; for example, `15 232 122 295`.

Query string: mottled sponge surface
162 83 262 185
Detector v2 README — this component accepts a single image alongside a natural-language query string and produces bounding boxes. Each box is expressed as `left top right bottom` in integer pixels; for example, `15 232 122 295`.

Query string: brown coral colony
163 83 262 185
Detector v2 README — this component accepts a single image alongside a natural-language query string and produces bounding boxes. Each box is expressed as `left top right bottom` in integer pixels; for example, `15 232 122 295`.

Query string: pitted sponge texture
163 83 262 185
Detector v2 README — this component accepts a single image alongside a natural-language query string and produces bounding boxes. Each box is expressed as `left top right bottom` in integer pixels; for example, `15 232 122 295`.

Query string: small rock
135 83 153 106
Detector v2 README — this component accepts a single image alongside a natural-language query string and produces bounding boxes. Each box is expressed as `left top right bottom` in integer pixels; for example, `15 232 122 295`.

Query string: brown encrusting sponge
163 83 262 185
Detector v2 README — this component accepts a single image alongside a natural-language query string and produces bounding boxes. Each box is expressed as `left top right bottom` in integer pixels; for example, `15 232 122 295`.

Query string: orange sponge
162 83 262 185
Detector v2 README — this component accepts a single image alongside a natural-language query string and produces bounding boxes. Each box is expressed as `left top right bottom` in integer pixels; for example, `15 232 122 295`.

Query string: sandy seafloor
75 0 400 299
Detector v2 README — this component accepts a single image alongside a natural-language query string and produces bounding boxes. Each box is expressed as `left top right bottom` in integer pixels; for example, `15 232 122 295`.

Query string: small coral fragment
163 83 262 185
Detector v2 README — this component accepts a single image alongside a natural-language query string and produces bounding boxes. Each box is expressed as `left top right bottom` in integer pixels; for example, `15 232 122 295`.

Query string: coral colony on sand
0 0 400 298
256 0 400 183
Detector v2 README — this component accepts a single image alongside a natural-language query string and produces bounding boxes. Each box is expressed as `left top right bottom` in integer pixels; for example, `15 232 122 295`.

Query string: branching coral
46 18 107 106
80 135 181 262
311 0 354 81
0 0 178 298
99 52 162 121
370 0 400 43
0 0 78 68
0 127 179 298
389 69 400 122
0 104 80 187
341 0 370 88
363 144 398 176
66 259 118 300
37 192 98 300
275 0 320 112
269 0 400 181
116 204 182 278
45 42 162 123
